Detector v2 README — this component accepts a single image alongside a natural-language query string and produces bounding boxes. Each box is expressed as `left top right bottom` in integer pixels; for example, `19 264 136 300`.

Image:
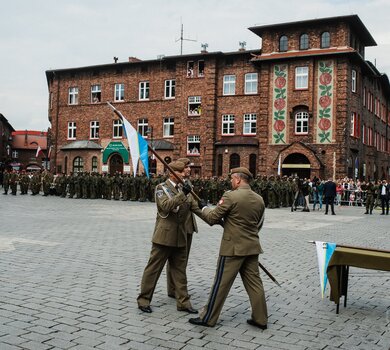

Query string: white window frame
91 156 98 172
139 81 150 100
68 87 79 105
245 73 258 94
198 60 205 77
91 84 101 103
68 122 76 140
295 67 309 89
350 113 355 136
114 83 125 102
222 115 235 135
90 121 99 139
138 118 149 137
163 117 174 137
12 150 18 158
243 114 257 135
164 79 175 99
188 96 201 116
113 119 123 139
187 135 200 155
351 70 357 93
223 75 236 95
295 111 309 134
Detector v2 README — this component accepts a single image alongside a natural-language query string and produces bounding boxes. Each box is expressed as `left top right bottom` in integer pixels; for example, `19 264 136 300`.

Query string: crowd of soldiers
2 169 300 207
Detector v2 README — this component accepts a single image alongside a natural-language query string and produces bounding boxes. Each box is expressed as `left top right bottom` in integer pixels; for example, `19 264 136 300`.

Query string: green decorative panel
271 64 288 144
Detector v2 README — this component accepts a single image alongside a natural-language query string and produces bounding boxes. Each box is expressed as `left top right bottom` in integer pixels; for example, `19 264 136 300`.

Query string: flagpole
108 102 281 287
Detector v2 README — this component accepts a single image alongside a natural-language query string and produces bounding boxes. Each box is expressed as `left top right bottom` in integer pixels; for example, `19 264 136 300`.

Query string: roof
215 136 259 147
12 130 47 136
0 114 15 132
248 15 376 47
12 130 47 150
148 139 175 150
61 140 103 150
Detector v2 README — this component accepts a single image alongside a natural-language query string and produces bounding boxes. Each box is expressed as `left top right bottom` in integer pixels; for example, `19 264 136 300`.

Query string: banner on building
271 65 288 144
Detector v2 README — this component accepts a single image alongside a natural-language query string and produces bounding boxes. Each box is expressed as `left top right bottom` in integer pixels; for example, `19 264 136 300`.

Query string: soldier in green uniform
363 181 375 214
19 170 30 194
31 171 42 195
9 170 19 195
2 169 10 195
42 170 53 196
137 161 201 314
189 167 267 329
59 173 67 198
267 175 277 208
138 174 148 202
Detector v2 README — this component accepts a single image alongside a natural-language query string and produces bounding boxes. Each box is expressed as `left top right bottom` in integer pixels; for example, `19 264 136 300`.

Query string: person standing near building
9 169 18 195
323 177 336 215
189 167 267 329
2 169 10 195
363 180 375 215
379 179 389 215
166 158 198 298
137 161 200 314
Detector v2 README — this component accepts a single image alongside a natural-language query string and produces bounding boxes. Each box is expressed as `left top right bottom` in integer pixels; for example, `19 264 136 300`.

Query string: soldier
138 173 148 202
30 171 41 195
112 172 122 200
42 169 53 196
9 170 19 195
68 172 75 198
267 175 277 209
363 180 375 215
59 173 67 198
2 169 10 195
19 170 30 195
189 167 267 329
137 161 200 314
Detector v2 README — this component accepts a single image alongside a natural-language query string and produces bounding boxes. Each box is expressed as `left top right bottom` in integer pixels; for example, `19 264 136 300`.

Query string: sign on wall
271 64 288 144
316 61 334 143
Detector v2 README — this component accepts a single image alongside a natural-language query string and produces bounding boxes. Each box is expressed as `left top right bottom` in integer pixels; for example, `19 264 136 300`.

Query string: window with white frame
90 121 99 139
12 150 18 158
243 113 257 135
139 81 149 100
223 75 236 95
68 87 79 105
138 118 148 137
351 70 357 93
68 122 76 139
187 135 200 155
350 113 355 136
198 60 205 77
165 80 175 99
91 156 98 172
113 119 123 138
163 117 174 137
222 115 235 135
188 96 201 116
91 84 101 103
295 111 309 134
73 157 84 173
295 67 309 89
114 83 124 101
245 73 258 94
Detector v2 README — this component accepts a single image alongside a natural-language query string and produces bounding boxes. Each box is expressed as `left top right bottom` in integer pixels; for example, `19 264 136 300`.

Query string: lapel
165 179 179 196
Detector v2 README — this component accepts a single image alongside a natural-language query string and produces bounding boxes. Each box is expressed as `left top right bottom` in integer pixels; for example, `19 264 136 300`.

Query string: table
326 246 390 313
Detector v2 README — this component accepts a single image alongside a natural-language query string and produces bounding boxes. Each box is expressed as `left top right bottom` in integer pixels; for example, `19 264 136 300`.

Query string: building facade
0 114 15 171
46 15 390 180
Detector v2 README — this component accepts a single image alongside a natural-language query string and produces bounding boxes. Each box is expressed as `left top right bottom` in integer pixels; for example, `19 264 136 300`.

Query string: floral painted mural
271 65 288 144
316 61 334 143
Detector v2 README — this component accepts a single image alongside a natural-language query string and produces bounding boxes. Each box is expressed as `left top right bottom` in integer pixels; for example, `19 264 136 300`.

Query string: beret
169 161 185 172
230 167 253 179
177 158 191 166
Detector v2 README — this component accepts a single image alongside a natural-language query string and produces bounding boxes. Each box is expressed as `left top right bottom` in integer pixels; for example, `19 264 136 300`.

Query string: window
91 156 98 172
187 61 194 77
363 87 366 107
229 153 240 169
187 135 200 155
113 119 123 138
139 81 149 100
188 96 201 116
245 73 258 94
73 157 84 173
295 67 309 89
12 150 18 158
138 118 148 137
223 75 236 95
91 84 101 103
165 79 176 99
243 114 257 135
222 115 235 135
114 83 124 101
68 87 79 105
299 34 309 50
362 124 366 144
90 121 99 139
279 35 288 52
163 117 174 137
295 111 309 134
350 113 355 136
351 70 357 93
350 113 360 138
321 32 330 48
198 60 205 77
68 122 76 139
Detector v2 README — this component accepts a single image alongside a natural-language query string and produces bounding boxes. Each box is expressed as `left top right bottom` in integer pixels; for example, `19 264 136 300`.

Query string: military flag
315 241 336 298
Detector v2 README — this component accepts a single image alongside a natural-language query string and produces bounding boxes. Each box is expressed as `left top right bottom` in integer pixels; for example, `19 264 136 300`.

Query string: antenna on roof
175 20 197 55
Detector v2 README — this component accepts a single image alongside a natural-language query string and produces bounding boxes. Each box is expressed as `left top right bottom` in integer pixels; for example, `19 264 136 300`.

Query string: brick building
0 114 14 171
46 15 390 180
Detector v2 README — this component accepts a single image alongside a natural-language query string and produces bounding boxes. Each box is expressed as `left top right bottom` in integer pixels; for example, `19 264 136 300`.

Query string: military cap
169 161 185 172
177 158 192 166
230 167 253 179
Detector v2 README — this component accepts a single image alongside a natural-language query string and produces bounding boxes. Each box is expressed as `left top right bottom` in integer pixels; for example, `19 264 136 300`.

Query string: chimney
201 43 209 54
113 56 118 63
128 56 142 63
239 41 246 51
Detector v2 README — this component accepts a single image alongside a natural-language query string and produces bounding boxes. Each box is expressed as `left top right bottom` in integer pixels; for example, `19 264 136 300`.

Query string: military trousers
199 254 268 327
166 233 193 296
137 243 192 310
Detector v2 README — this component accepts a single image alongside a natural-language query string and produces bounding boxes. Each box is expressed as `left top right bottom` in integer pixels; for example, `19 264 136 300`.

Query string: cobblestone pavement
0 194 389 350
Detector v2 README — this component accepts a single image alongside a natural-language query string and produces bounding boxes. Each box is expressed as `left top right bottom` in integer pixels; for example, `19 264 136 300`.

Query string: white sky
1 0 389 131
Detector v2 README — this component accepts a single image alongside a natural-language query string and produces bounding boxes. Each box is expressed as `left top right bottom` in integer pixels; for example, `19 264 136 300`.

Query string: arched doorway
282 153 311 178
109 154 123 176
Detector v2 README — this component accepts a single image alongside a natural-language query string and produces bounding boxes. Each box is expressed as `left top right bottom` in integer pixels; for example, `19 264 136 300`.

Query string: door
109 154 123 176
